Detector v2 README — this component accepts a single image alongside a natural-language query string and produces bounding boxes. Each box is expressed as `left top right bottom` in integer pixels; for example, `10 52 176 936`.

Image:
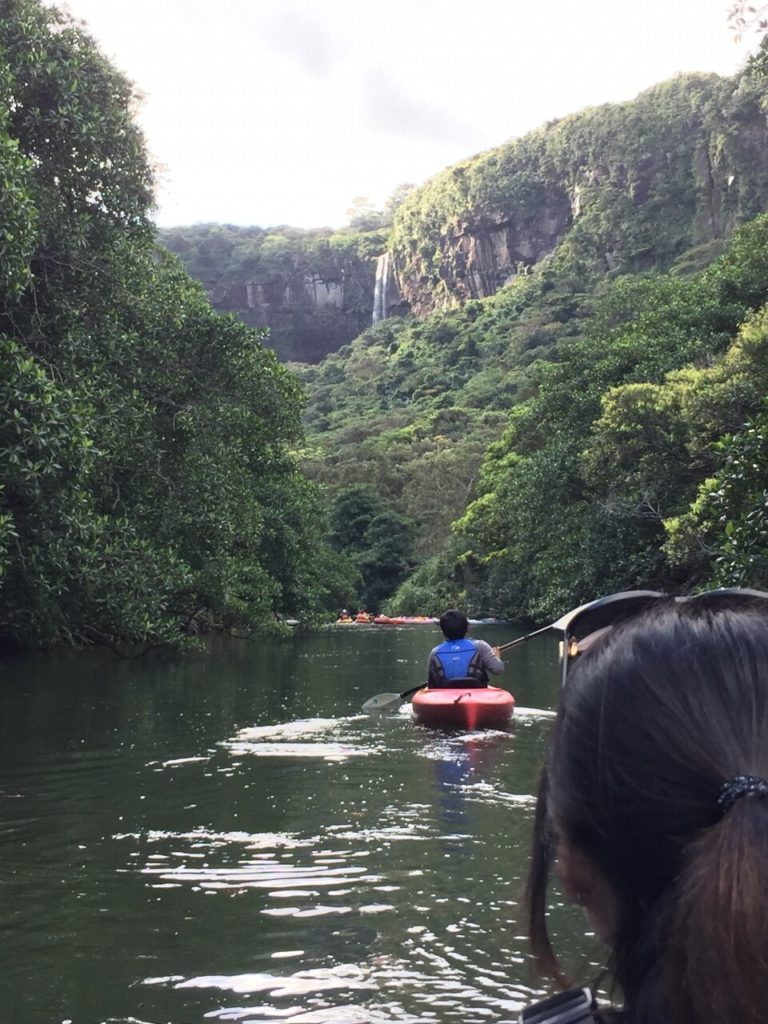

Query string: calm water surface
0 624 597 1024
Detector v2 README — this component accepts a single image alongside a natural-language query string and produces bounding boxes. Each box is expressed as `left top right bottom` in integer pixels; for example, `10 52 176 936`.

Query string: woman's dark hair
440 608 469 641
526 596 768 1024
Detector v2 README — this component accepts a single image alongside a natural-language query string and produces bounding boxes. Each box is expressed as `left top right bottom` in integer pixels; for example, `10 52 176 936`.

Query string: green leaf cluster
328 484 416 612
0 0 348 650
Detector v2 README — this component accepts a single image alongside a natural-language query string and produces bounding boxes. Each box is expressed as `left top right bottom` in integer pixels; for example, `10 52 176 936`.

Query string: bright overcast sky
53 0 758 230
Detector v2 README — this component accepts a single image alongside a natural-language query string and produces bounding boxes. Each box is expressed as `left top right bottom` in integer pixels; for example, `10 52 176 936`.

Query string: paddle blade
362 692 404 714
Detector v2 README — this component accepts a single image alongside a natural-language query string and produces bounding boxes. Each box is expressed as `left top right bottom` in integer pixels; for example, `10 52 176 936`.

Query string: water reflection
0 626 572 1023
426 732 511 845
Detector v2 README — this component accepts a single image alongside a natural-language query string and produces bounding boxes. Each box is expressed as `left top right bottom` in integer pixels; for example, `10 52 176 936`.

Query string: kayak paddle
362 684 424 714
496 624 552 651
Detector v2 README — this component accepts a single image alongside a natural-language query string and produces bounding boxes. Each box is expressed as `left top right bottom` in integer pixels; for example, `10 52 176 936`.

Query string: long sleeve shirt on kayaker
471 639 505 675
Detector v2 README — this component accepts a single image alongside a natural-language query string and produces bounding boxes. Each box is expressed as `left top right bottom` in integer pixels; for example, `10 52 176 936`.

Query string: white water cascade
372 252 391 324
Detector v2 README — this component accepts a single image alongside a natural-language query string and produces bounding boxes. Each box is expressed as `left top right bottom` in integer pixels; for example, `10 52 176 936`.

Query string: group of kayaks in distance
336 612 439 625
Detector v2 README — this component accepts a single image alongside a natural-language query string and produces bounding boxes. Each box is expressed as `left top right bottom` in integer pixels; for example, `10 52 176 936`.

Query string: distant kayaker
427 608 504 688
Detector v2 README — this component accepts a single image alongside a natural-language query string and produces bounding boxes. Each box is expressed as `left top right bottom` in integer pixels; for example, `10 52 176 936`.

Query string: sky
52 0 760 230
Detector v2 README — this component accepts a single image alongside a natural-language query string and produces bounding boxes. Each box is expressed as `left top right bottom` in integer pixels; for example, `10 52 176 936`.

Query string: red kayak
411 686 515 730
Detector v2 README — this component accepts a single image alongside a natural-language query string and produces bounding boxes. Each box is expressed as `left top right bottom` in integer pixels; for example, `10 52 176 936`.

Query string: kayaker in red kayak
427 608 505 687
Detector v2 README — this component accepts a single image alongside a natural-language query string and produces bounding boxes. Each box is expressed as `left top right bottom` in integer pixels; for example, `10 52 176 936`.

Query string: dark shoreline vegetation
2 0 768 653
0 0 359 653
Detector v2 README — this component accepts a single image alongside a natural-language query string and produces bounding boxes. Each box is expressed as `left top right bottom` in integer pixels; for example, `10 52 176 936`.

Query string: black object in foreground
520 987 596 1024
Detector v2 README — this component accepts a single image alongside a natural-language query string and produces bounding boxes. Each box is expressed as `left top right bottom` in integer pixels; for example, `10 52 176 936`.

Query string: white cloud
260 2 348 78
360 66 486 147
51 0 758 228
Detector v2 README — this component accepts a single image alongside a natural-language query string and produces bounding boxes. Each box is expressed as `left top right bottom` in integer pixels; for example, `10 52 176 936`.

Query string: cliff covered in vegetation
390 71 768 314
302 215 768 620
165 72 768 370
300 59 768 617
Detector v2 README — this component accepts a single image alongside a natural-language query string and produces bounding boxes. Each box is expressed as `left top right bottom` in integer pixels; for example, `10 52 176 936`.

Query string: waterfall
372 252 390 324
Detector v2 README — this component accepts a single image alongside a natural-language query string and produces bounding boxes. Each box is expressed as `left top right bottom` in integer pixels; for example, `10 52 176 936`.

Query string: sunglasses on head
552 588 768 687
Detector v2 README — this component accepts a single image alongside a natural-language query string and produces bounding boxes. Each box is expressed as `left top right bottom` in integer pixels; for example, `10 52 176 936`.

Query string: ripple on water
417 730 511 758
117 825 392 931
113 700 553 1024
203 1007 397 1023
513 706 556 721
170 963 373 996
146 958 540 1023
222 717 384 762
457 781 537 808
114 828 317 849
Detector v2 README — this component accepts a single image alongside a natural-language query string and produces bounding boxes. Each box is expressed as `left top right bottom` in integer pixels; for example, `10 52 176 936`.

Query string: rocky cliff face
159 225 386 363
212 265 374 363
389 72 768 317
395 189 573 317
162 72 768 353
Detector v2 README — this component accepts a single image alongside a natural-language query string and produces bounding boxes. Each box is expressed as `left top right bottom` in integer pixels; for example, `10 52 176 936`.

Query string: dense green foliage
160 222 388 294
299 270 579 559
328 484 417 611
0 0 349 650
664 301 768 589
7 0 768 637
301 214 768 618
295 60 768 618
452 217 768 618
390 70 768 309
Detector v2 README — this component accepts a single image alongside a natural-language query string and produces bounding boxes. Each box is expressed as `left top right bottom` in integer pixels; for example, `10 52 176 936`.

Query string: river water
0 623 598 1024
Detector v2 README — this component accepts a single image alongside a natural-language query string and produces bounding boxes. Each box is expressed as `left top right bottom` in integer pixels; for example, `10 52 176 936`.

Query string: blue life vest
429 638 486 686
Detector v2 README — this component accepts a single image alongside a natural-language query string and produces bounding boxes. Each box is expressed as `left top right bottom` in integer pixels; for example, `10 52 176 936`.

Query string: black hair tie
718 774 768 814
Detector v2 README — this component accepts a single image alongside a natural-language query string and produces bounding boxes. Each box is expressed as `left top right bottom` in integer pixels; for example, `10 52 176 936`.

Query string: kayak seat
428 677 488 689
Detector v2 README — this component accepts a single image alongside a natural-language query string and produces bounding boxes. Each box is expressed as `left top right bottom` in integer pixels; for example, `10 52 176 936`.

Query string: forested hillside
0 0 356 651
299 58 768 618
5 0 768 647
